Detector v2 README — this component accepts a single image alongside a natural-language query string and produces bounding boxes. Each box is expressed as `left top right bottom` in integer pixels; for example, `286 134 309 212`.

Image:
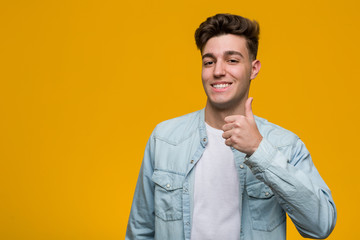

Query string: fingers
222 126 240 141
222 122 240 131
224 138 232 146
224 115 237 123
245 97 254 118
221 97 259 154
222 129 232 139
222 97 255 146
223 131 235 146
224 97 255 123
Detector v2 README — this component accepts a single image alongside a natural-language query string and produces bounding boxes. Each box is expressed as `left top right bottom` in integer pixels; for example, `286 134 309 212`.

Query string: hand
222 97 263 155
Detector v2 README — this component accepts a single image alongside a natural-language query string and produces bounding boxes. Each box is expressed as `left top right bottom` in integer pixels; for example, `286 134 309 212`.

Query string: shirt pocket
246 181 285 231
151 170 184 221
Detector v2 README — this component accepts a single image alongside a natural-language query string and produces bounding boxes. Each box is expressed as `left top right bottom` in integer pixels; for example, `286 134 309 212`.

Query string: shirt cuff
244 137 277 174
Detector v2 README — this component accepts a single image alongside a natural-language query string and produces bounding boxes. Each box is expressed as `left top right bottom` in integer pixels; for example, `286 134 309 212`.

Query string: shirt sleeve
243 137 337 239
125 136 155 240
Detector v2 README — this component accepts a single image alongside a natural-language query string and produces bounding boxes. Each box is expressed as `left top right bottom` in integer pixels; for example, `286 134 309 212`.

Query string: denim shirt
126 109 337 240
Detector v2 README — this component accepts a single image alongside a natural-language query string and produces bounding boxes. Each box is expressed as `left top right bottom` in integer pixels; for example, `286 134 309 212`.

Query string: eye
227 59 239 64
203 61 214 66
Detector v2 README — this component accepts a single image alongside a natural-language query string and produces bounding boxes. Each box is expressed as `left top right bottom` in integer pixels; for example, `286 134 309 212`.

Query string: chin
208 100 235 111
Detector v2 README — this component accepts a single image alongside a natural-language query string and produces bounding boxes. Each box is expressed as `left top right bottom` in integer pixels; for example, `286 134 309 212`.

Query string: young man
126 14 336 240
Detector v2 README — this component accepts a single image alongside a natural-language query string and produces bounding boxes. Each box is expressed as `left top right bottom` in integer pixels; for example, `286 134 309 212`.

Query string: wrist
248 135 263 156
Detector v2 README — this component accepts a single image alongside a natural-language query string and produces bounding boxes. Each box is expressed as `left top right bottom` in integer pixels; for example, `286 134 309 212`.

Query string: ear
250 60 261 80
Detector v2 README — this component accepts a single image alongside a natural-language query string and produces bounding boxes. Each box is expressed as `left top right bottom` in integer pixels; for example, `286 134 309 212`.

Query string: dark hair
195 13 260 60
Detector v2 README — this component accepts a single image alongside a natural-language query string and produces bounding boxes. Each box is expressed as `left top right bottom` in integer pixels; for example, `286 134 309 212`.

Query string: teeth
213 83 230 89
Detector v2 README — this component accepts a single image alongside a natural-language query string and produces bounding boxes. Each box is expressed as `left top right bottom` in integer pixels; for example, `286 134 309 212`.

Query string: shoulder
255 115 299 148
152 110 202 145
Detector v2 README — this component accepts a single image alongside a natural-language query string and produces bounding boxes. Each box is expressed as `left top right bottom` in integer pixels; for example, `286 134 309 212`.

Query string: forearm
126 140 155 240
244 138 337 238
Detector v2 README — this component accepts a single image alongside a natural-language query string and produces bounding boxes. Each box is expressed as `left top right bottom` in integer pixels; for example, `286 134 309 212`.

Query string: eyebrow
202 50 244 59
225 50 244 58
202 53 215 59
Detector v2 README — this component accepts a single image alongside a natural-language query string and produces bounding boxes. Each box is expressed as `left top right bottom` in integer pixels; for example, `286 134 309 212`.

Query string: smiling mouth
211 83 232 89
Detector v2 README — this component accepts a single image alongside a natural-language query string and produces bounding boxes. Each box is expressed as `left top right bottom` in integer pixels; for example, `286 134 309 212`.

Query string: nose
213 61 226 78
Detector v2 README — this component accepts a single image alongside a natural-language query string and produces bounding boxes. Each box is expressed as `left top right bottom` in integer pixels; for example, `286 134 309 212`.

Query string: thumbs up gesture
222 97 263 156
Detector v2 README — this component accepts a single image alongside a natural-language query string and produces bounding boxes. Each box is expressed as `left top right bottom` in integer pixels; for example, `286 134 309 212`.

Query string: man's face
201 34 260 110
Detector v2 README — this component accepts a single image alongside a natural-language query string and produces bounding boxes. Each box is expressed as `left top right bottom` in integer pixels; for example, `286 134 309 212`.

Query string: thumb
245 97 254 118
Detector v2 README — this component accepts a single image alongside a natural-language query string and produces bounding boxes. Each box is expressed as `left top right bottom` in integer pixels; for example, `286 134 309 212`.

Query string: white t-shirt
191 123 241 240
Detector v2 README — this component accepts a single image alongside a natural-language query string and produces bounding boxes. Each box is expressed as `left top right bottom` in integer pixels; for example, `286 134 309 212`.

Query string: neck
204 99 246 130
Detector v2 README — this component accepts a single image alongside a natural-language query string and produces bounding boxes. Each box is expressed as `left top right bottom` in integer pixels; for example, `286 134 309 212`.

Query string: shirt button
265 192 270 196
239 164 244 169
186 222 190 226
166 184 171 188
190 160 194 164
203 138 207 142
183 188 188 193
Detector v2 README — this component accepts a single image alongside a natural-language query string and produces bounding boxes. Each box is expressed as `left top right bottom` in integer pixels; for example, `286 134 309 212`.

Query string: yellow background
1 0 359 239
